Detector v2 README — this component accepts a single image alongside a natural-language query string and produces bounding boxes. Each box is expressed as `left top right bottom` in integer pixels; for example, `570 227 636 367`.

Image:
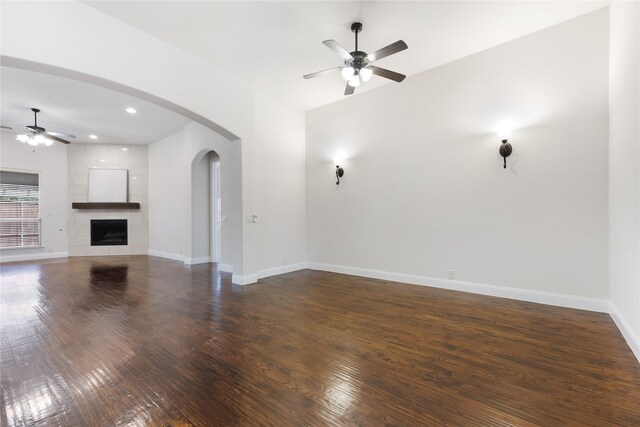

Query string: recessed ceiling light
89 134 98 139
126 107 137 114
122 147 128 151
100 159 106 162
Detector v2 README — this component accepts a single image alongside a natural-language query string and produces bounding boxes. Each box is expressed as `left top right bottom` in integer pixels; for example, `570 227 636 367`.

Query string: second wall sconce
498 129 512 169
335 164 344 185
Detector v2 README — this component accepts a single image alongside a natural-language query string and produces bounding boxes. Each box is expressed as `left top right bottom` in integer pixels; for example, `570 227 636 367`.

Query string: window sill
1 246 45 250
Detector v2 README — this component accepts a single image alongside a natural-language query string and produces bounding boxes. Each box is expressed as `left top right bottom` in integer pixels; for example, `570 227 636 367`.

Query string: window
0 171 41 248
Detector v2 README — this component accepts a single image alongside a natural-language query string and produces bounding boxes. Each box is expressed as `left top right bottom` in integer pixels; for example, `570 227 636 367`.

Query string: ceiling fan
2 108 76 146
303 22 408 95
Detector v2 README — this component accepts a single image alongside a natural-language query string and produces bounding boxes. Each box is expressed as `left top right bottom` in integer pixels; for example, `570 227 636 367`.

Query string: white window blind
0 171 41 248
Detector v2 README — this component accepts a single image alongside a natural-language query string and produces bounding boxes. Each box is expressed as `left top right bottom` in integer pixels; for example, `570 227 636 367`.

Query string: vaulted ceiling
0 1 608 146
87 1 606 110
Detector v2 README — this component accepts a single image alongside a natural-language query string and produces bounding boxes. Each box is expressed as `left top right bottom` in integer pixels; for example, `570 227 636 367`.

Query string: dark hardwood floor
1 256 639 426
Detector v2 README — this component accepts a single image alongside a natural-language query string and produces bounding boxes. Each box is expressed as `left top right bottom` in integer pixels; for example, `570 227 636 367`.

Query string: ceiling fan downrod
32 108 40 128
351 22 362 52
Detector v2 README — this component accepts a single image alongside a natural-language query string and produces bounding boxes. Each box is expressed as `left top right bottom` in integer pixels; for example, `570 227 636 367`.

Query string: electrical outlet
447 270 455 280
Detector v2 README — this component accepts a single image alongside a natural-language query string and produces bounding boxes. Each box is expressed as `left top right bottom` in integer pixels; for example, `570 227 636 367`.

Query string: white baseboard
184 256 212 265
257 262 308 280
0 251 68 263
306 262 610 313
149 251 235 274
148 251 213 266
610 302 640 363
219 263 233 273
232 273 258 285
148 250 185 262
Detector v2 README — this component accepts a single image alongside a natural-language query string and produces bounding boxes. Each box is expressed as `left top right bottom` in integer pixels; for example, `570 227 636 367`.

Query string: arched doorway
190 150 222 266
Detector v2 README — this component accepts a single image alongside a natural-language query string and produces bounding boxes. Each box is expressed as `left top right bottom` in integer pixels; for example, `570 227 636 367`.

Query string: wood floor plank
1 256 639 426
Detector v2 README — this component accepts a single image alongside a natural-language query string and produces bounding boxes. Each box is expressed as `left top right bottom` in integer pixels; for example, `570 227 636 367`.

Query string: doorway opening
190 149 223 265
211 159 221 264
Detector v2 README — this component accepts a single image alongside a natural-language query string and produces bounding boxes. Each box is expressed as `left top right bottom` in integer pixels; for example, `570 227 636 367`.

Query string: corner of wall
610 301 640 362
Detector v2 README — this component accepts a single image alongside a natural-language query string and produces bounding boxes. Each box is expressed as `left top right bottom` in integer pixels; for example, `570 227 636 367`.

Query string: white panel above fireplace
88 169 128 202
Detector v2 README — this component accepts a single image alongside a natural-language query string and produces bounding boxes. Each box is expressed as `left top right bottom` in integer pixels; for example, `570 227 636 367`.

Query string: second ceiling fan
303 22 408 95
2 108 76 146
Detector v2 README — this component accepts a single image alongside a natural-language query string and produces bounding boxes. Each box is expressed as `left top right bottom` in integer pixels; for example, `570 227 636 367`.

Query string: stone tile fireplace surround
67 144 148 256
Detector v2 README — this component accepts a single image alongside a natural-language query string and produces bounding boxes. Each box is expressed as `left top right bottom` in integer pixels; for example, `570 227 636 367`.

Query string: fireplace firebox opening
90 219 128 246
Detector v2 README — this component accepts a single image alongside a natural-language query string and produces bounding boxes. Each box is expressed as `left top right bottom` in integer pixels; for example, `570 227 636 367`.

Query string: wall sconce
335 164 344 185
498 129 512 169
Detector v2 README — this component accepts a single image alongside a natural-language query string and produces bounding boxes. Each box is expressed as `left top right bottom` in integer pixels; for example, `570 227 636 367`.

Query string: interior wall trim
232 273 258 285
0 251 68 263
257 262 309 280
184 256 212 265
148 250 185 262
148 251 237 275
610 302 640 363
219 263 233 273
306 262 610 313
148 251 211 266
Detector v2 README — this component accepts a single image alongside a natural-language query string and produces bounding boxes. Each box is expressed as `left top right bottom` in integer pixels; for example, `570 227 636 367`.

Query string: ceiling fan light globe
16 134 29 143
341 66 355 81
348 75 361 87
360 67 373 82
27 138 38 146
44 139 54 146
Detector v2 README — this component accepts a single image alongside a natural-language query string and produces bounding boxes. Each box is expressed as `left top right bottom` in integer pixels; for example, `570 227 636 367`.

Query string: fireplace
91 219 128 246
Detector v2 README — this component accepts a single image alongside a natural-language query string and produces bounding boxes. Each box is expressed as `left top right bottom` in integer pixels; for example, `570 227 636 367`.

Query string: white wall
67 143 148 256
184 122 243 268
149 99 308 278
306 10 609 299
255 93 307 272
609 1 640 358
148 131 187 257
0 133 68 260
148 122 241 269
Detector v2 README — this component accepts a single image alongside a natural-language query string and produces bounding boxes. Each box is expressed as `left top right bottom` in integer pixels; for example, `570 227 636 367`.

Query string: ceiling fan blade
344 83 355 96
1 125 12 130
303 67 341 80
47 134 71 145
322 40 353 60
47 131 76 139
369 66 406 82
367 40 408 62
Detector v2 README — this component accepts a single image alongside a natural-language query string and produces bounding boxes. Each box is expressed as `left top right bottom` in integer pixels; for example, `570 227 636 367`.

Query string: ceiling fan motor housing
348 51 369 71
26 125 46 134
